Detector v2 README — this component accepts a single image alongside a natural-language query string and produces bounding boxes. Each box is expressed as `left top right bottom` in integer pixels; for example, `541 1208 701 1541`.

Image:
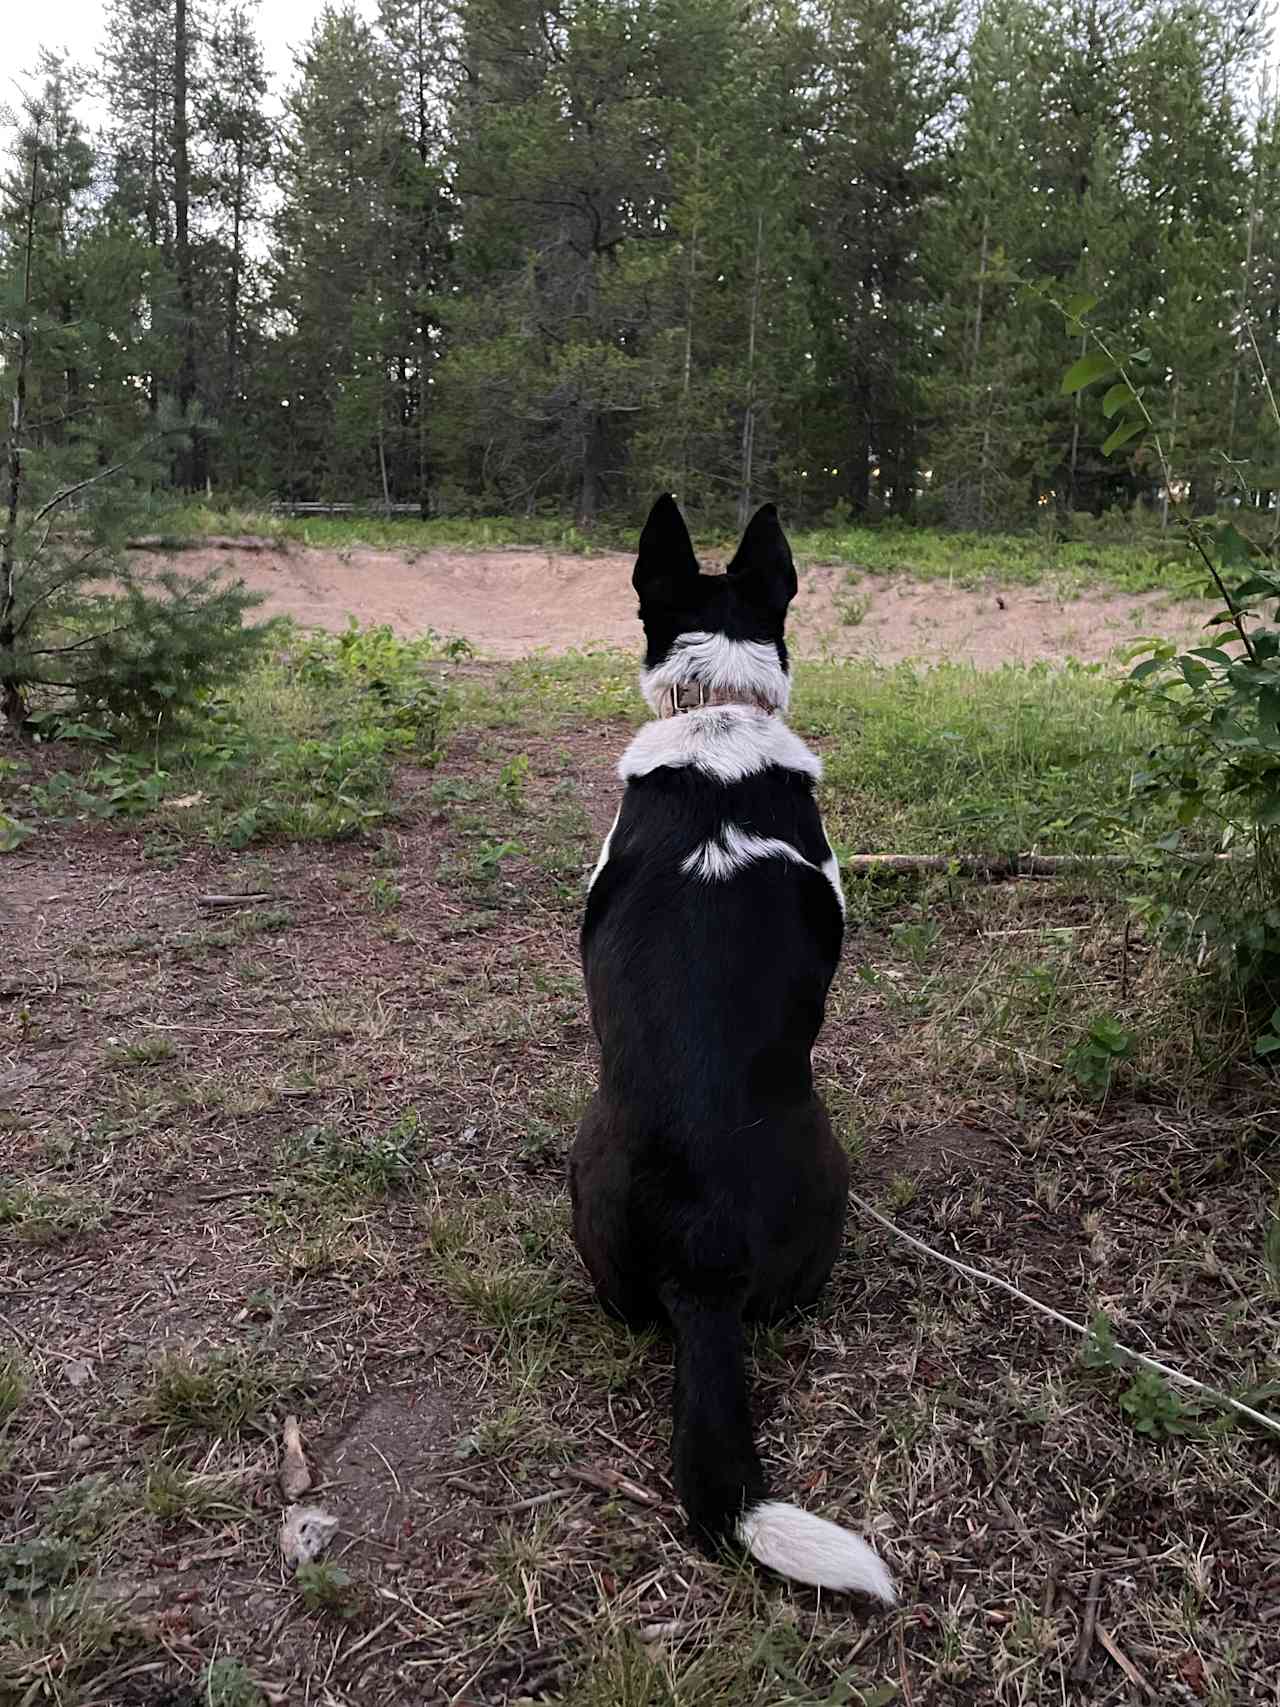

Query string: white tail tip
737 1500 897 1603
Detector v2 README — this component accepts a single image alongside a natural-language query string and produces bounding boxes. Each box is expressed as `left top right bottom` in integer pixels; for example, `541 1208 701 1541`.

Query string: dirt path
160 541 1212 665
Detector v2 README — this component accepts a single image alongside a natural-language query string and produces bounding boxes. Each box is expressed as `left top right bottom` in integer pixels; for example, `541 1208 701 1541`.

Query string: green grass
136 1347 310 1439
157 501 614 555
22 620 455 848
455 650 1158 860
790 517 1204 595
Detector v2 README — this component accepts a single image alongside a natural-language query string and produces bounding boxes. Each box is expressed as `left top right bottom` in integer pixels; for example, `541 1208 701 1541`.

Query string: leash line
849 1190 1280 1439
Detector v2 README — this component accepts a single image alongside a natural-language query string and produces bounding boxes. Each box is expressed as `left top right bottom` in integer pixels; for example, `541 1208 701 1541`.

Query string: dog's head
633 494 797 715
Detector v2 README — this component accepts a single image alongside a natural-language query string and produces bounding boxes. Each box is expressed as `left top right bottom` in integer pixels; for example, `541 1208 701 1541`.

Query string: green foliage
1118 1369 1198 1439
137 1347 306 1438
0 64 270 734
202 1657 265 1707
25 622 454 847
295 1561 361 1618
1262 1198 1280 1293
1059 302 1280 1019
1064 1013 1133 1096
0 1354 24 1426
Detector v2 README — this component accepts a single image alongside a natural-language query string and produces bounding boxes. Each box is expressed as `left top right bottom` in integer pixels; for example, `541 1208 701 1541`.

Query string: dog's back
570 496 895 1602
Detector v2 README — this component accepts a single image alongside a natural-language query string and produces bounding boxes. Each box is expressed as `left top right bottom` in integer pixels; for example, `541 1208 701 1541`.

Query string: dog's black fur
569 496 893 1597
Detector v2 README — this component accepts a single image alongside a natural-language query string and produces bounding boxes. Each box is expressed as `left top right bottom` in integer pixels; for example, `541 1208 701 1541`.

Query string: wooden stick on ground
1071 1568 1103 1679
841 852 1235 879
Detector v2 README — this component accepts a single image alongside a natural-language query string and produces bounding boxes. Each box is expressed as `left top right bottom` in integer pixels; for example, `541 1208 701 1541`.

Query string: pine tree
1 64 264 732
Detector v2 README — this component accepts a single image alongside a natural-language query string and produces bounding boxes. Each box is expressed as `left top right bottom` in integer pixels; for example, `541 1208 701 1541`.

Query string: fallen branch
561 1464 660 1506
1071 1568 1103 1679
849 1191 1280 1438
842 852 1236 879
1096 1624 1155 1698
196 892 274 908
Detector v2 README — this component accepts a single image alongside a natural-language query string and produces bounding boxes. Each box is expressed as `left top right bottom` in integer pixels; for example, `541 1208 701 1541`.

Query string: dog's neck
657 682 782 719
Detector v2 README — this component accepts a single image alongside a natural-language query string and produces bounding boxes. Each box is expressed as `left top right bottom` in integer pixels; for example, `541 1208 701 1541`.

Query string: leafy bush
1060 298 1280 1033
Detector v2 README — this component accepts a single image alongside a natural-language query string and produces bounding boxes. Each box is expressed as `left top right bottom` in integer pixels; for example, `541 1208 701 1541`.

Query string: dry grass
3 658 1279 1703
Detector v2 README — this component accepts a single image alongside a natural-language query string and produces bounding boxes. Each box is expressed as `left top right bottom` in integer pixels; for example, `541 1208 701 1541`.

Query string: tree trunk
173 0 201 489
1 131 40 731
737 210 764 530
1066 327 1087 512
415 1 432 518
1161 380 1179 531
970 213 989 382
579 414 602 523
226 133 246 478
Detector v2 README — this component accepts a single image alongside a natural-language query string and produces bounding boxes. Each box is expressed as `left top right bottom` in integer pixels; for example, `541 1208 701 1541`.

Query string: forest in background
2 0 1279 531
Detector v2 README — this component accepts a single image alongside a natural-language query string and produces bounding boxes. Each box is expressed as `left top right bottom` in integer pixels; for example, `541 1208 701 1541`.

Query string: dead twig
196 891 275 908
1096 1623 1155 1697
560 1464 660 1506
1071 1568 1103 1679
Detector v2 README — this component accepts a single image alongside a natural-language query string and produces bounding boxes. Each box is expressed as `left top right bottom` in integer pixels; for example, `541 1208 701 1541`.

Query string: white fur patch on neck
618 707 821 786
639 631 790 715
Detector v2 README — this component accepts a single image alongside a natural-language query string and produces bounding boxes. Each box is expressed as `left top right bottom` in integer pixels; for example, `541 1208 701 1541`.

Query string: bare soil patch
160 541 1213 665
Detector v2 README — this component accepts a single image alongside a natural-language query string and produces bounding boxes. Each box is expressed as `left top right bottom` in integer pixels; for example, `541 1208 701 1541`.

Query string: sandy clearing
156 541 1214 666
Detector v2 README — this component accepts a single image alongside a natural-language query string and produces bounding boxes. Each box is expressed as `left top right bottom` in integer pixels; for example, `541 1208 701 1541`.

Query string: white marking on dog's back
619 707 820 786
821 851 846 917
682 823 811 881
737 1501 896 1601
640 631 790 714
587 807 621 892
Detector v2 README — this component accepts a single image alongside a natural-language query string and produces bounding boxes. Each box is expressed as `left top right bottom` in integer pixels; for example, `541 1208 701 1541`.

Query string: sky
4 0 378 117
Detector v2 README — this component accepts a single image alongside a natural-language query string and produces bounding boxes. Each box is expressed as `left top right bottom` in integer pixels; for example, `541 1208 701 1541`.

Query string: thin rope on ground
849 1190 1280 1439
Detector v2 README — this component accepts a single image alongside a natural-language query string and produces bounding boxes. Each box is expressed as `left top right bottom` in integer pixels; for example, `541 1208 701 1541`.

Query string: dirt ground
5 694 1280 1704
160 541 1212 665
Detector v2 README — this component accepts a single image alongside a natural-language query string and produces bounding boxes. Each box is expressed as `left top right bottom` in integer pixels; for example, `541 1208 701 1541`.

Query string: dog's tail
664 1291 896 1602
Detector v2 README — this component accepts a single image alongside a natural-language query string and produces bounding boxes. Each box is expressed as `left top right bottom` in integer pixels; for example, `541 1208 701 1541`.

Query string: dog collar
658 683 781 718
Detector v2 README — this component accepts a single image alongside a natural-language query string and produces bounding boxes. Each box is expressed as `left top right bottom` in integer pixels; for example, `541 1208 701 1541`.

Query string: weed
0 1590 136 1703
137 1347 306 1438
368 874 402 912
1120 1369 1199 1439
499 752 531 808
106 1035 176 1068
202 1655 265 1707
142 1463 251 1523
0 1354 24 1425
1065 1013 1133 1097
279 1113 420 1200
887 1173 919 1210
295 1561 362 1618
1263 1199 1280 1294
0 1185 101 1244
834 579 871 625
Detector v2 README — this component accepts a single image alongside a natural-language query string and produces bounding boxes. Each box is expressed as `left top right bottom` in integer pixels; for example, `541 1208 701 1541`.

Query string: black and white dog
570 495 895 1601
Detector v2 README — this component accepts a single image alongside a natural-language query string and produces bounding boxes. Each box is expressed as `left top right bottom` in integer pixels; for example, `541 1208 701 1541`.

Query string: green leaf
1255 1033 1280 1056
1062 350 1117 396
1102 417 1146 456
1178 658 1211 689
1101 381 1138 419
1217 523 1256 570
1065 291 1099 321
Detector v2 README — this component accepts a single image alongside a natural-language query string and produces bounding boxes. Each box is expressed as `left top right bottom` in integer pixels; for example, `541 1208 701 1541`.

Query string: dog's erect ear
633 493 698 601
727 503 797 614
